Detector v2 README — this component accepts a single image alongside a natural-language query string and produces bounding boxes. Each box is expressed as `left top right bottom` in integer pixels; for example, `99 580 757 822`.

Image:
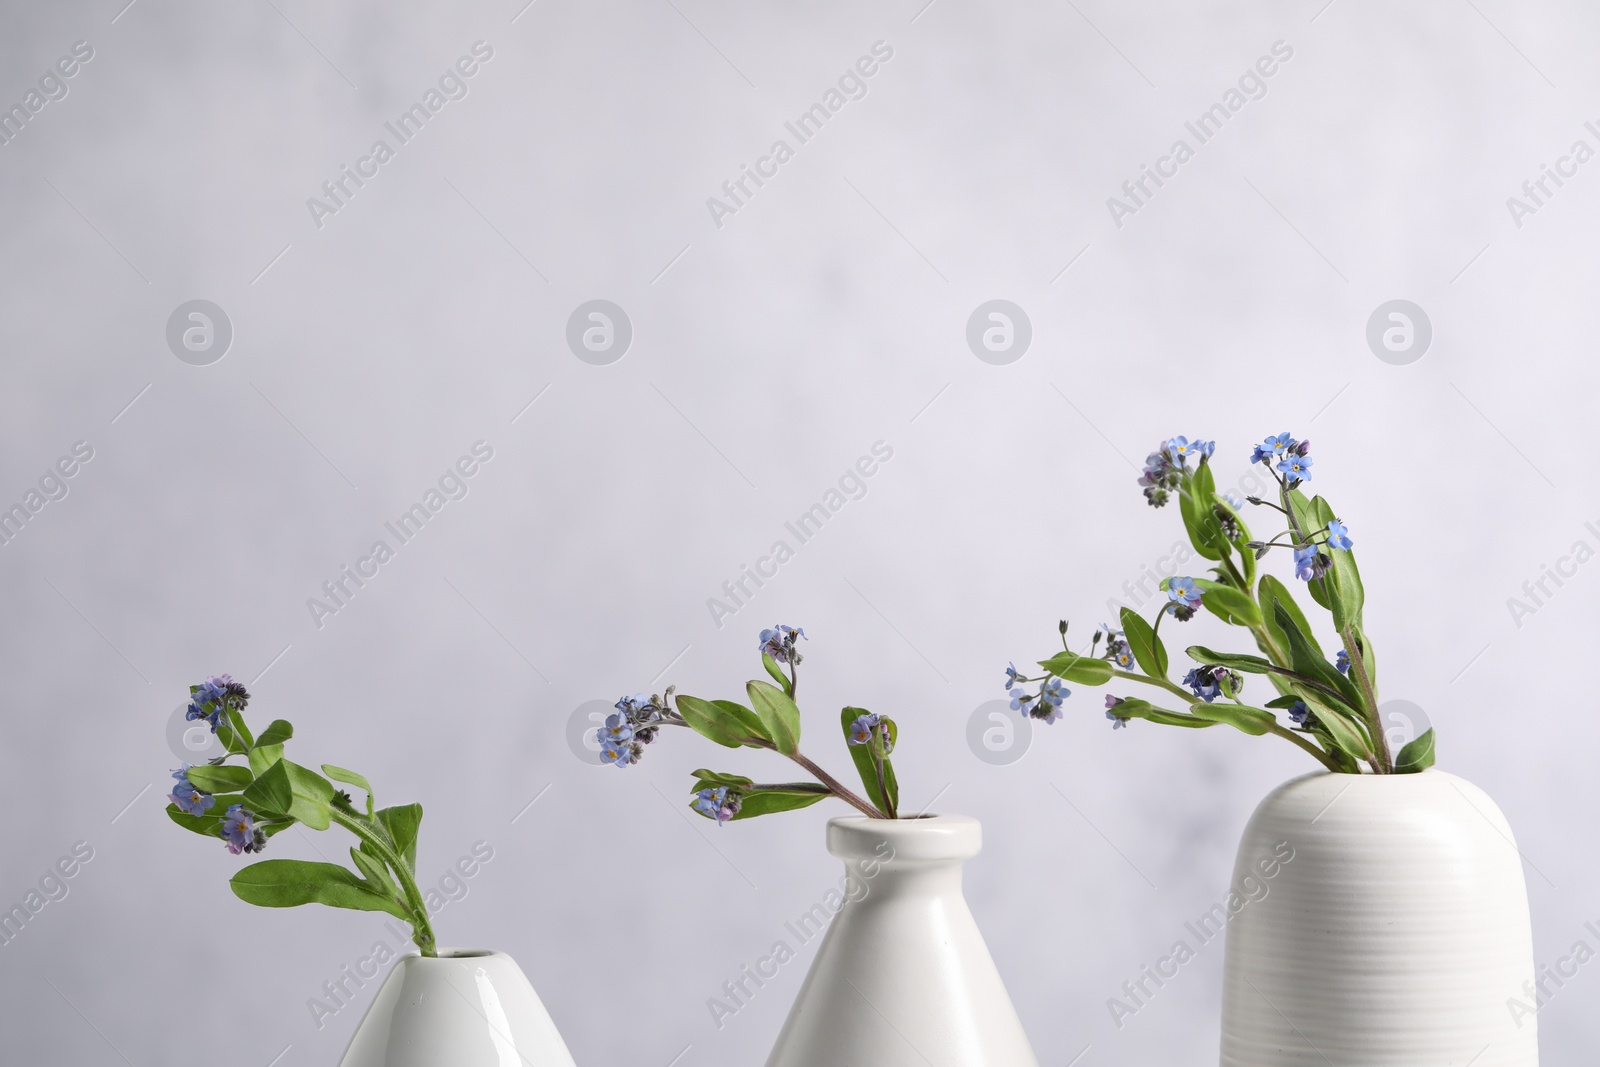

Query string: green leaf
1259 574 1323 657
1271 603 1362 709
225 707 255 749
242 760 335 830
230 859 411 921
241 760 291 816
1395 728 1436 774
1288 492 1362 630
1300 689 1373 764
677 694 767 749
281 763 336 830
1037 651 1114 686
247 744 284 777
374 804 422 872
255 719 294 747
348 846 398 898
1186 702 1276 736
730 788 829 820
1180 462 1225 561
874 718 899 763
840 707 898 817
1119 608 1167 678
761 653 792 696
323 764 375 816
165 794 247 837
322 765 371 792
1286 497 1327 617
1195 580 1261 626
216 717 244 756
1287 486 1317 537
689 769 756 790
1111 697 1216 729
1307 495 1364 631
715 700 769 744
166 804 218 837
747 680 801 756
184 764 253 793
1184 646 1277 675
1325 547 1364 632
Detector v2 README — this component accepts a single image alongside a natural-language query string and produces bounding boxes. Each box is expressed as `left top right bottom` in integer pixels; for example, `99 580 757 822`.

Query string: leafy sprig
1008 433 1434 775
165 677 440 955
603 626 902 820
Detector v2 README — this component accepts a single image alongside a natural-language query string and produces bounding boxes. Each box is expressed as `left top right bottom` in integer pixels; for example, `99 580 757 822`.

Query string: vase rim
406 948 507 961
826 812 981 861
827 811 970 827
1294 767 1446 783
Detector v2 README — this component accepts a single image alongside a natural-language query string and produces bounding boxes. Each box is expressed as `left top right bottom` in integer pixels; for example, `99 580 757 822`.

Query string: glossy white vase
1221 770 1538 1066
338 949 577 1067
765 814 1039 1067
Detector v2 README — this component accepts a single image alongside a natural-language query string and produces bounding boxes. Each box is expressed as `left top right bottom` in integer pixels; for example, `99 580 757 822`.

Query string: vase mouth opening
1310 767 1441 781
429 948 499 959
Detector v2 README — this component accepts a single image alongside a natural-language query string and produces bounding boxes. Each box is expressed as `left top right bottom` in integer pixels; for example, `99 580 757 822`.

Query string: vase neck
825 813 979 902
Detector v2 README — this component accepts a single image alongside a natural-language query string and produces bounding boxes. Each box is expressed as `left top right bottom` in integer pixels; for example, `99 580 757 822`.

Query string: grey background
0 0 1595 1064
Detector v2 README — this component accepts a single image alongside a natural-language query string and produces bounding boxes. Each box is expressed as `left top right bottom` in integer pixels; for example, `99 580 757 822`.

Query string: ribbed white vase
764 814 1039 1067
338 949 577 1067
1221 770 1538 1066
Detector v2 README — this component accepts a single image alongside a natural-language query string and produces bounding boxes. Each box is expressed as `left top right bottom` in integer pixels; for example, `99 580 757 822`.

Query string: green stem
329 807 438 955
1110 668 1194 704
788 750 887 819
1340 625 1390 772
1217 550 1250 593
1249 662 1350 702
1278 476 1307 542
1267 722 1343 772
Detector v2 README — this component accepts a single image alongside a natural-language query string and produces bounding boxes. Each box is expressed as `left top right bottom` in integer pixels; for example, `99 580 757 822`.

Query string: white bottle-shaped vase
765 814 1040 1067
338 948 577 1067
